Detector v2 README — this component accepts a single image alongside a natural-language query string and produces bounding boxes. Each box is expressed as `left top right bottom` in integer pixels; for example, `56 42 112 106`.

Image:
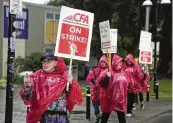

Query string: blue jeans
92 100 100 117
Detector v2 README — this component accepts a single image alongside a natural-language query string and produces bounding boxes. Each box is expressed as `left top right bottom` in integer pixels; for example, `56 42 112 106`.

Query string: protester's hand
24 74 32 86
107 72 111 77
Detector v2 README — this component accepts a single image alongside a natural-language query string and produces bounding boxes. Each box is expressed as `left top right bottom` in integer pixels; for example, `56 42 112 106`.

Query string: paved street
140 111 172 123
0 86 172 123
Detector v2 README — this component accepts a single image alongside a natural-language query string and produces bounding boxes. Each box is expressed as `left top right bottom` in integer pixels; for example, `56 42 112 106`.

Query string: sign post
5 0 22 123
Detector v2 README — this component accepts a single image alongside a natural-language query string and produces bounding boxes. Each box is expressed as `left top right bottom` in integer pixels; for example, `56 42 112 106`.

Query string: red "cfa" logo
74 13 89 24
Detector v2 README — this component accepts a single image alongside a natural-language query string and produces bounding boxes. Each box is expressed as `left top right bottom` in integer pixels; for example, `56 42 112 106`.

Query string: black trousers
40 110 69 123
127 93 135 114
101 111 126 123
134 93 144 104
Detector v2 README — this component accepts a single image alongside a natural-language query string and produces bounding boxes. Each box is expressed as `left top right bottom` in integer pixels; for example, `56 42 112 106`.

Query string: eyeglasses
42 59 53 64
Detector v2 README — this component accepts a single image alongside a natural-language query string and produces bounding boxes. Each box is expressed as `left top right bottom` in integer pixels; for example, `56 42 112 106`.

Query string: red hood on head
56 57 67 73
125 54 136 65
112 54 123 70
97 55 108 68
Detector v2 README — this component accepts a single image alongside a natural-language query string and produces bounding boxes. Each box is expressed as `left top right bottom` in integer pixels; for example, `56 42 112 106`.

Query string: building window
45 12 59 44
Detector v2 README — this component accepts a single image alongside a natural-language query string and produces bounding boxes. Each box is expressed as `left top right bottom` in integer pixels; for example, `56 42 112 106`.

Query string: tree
14 52 43 74
47 0 172 77
157 5 172 77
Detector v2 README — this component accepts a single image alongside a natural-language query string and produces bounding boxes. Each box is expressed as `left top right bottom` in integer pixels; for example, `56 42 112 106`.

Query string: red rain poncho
124 54 145 93
134 65 150 93
96 54 129 113
19 57 83 123
86 55 108 101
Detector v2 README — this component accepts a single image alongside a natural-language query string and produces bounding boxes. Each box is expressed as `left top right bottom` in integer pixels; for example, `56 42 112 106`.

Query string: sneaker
140 104 145 109
126 113 132 117
132 107 136 110
95 117 101 123
132 103 136 110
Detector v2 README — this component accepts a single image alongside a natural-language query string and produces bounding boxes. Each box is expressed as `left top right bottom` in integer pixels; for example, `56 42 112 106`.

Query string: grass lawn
149 78 172 99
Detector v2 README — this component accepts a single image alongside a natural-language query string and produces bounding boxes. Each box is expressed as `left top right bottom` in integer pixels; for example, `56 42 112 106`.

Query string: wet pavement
0 85 172 123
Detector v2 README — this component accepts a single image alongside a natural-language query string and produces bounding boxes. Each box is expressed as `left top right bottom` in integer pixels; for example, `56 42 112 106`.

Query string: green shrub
0 77 7 88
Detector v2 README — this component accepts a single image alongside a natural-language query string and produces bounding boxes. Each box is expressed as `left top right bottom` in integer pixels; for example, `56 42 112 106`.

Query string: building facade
0 1 97 78
0 1 62 77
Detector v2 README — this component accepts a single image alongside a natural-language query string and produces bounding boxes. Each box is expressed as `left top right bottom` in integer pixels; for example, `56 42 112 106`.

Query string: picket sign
54 6 94 61
54 6 94 91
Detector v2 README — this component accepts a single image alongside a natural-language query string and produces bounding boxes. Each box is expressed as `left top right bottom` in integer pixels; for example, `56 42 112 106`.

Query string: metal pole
145 6 150 31
153 0 158 95
155 80 159 99
5 4 16 123
154 40 158 98
86 86 91 119
145 6 151 102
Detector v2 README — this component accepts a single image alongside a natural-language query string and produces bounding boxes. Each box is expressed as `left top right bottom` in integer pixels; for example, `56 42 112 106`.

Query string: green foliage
81 88 87 97
47 0 143 59
0 77 7 88
47 0 61 6
13 52 43 85
14 76 23 85
47 0 172 77
14 52 43 74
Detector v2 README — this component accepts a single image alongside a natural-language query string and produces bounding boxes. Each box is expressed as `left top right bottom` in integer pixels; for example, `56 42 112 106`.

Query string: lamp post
143 0 152 102
143 0 171 100
143 0 153 32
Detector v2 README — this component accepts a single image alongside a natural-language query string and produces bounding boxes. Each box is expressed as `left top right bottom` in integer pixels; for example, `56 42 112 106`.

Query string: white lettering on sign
70 27 81 34
61 34 88 43
13 20 25 29
6 7 27 19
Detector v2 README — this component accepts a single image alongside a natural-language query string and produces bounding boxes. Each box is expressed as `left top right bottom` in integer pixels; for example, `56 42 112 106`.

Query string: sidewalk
0 85 172 123
70 97 172 123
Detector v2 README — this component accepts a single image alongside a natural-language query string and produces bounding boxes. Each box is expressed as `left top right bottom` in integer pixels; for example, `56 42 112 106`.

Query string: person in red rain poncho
19 54 83 123
86 55 108 123
124 54 139 117
96 54 130 123
134 64 150 110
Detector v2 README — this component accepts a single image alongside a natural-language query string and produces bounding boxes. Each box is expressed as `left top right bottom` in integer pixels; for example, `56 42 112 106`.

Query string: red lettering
74 13 89 24
74 13 80 22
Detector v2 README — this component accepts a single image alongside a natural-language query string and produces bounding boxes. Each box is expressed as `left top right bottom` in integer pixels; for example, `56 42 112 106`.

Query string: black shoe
95 117 101 123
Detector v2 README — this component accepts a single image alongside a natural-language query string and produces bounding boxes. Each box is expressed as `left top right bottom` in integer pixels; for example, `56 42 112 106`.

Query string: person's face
100 61 107 67
42 58 56 72
116 60 122 70
126 61 132 65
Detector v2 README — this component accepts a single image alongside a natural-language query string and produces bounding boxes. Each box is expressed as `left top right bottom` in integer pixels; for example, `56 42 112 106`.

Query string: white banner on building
10 0 22 15
102 29 118 53
139 30 152 52
99 20 111 50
